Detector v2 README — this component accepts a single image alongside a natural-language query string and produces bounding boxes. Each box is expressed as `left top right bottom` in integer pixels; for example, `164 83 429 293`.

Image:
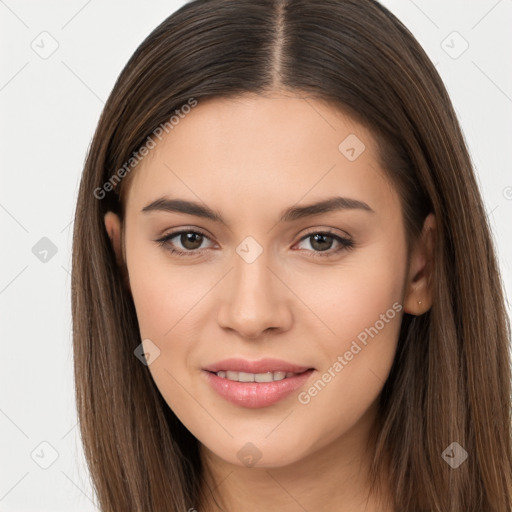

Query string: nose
216 250 293 339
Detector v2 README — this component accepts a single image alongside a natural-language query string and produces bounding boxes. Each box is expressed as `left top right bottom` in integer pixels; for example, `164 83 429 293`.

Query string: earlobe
403 213 436 315
104 211 124 268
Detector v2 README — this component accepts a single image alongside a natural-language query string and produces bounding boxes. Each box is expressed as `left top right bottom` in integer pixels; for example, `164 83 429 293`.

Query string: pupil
311 234 332 251
181 233 202 250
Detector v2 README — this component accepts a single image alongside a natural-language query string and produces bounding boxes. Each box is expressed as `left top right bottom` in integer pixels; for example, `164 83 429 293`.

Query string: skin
105 91 435 512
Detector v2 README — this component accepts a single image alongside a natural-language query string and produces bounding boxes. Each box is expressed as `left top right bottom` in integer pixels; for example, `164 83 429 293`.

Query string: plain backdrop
1 1 511 510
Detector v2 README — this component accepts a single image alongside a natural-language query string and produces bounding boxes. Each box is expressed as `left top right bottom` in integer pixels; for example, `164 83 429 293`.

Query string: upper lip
203 358 314 374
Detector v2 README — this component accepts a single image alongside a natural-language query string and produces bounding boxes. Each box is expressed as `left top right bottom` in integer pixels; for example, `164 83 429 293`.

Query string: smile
203 368 315 408
213 370 306 382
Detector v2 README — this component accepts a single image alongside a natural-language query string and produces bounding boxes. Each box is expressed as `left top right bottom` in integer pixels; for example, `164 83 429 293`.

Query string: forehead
124 93 399 220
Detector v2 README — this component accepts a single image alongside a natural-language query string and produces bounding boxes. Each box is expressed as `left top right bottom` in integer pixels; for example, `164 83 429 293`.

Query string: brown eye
295 230 354 259
309 233 335 252
179 232 204 250
155 229 214 256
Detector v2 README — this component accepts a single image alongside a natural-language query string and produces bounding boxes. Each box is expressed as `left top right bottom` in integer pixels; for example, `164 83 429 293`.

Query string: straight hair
72 0 512 510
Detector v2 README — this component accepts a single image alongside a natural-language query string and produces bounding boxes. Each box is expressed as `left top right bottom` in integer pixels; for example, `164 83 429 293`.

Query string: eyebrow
141 195 374 226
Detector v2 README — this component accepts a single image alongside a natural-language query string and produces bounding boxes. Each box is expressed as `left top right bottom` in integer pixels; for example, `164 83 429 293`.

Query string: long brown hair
71 0 512 510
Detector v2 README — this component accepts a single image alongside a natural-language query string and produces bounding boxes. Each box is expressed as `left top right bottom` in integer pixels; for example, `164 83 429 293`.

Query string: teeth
215 370 299 382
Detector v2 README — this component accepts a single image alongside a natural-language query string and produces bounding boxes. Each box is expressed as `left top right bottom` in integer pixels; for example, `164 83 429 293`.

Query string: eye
294 229 354 258
155 228 354 259
155 229 215 257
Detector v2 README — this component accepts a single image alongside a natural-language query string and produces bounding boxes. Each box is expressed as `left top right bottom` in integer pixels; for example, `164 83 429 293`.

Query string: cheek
296 303 401 453
128 260 172 338
125 232 204 338
295 235 406 345
292 236 406 410
126 245 208 418
125 238 219 395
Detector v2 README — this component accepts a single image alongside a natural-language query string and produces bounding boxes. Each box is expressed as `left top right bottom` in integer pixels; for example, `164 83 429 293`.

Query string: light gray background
1 1 511 510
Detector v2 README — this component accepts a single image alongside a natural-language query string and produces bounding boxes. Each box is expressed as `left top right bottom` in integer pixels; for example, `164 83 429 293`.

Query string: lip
203 358 313 374
202 358 315 408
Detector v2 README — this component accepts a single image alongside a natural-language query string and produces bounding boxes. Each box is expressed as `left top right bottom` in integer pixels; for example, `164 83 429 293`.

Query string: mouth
203 357 314 375
207 369 311 382
202 358 316 408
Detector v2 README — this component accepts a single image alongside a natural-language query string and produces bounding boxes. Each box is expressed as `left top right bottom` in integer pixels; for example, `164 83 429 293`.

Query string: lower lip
203 369 315 408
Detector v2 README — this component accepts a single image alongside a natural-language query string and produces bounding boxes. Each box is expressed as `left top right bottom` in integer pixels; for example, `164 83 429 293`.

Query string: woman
72 0 512 510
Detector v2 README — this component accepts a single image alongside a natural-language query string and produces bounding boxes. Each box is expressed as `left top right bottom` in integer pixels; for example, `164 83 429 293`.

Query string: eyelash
155 228 355 259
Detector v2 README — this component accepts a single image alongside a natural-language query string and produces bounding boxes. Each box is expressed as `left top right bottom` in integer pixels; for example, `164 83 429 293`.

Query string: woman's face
111 92 417 469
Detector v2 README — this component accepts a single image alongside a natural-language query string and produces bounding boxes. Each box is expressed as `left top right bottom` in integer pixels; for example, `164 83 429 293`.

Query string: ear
104 211 125 268
403 213 436 315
